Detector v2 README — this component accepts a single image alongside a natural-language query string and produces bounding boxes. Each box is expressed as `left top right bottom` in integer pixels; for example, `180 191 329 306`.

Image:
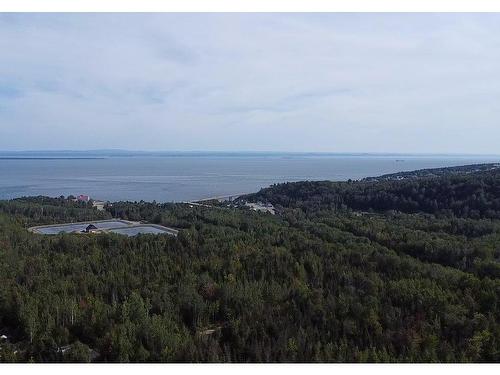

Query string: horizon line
1 149 500 157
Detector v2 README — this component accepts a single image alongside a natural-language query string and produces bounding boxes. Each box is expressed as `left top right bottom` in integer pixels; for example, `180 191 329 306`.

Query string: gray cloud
1 13 500 153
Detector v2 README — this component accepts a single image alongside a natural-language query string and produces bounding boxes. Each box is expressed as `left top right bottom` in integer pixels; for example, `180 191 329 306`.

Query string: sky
1 13 500 153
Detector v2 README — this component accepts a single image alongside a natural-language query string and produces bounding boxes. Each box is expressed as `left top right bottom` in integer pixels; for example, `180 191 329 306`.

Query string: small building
92 200 106 211
77 194 90 202
245 202 276 215
84 224 98 233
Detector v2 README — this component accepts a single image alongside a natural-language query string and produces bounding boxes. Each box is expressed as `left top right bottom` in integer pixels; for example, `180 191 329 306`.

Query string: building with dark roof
84 224 98 233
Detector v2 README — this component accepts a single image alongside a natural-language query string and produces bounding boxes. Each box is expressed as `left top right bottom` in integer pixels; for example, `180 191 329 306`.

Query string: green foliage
250 167 500 219
0 168 500 362
65 341 91 363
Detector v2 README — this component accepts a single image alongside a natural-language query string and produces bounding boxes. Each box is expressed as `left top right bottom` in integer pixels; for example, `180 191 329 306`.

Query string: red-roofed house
77 194 90 202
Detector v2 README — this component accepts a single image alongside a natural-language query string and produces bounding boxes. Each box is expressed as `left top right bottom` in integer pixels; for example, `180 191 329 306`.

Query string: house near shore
245 202 276 215
92 200 106 211
77 194 90 202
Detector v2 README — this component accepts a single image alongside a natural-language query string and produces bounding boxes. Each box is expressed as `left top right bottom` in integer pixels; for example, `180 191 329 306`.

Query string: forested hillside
248 165 500 218
0 165 499 362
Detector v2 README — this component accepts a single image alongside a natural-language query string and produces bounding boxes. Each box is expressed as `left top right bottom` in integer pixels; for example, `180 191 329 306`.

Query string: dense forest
250 166 500 218
0 164 499 362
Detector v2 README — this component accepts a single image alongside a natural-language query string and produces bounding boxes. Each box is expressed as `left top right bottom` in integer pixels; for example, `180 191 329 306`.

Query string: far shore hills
2 150 500 159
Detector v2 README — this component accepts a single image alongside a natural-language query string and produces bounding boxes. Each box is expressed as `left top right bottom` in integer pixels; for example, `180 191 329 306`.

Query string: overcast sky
1 13 500 153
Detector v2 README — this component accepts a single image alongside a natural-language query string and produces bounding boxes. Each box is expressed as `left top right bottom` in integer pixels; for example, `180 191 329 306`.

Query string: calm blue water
1 154 500 202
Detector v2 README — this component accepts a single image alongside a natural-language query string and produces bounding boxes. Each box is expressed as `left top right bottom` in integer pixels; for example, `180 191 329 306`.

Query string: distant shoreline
0 157 105 160
3 159 500 204
2 150 500 159
192 192 251 202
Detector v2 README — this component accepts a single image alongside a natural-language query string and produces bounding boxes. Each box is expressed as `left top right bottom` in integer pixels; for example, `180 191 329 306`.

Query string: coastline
3 159 500 204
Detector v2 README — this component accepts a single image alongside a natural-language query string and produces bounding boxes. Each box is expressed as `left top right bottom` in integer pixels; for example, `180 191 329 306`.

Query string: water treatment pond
34 220 131 234
31 220 178 237
107 225 177 236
